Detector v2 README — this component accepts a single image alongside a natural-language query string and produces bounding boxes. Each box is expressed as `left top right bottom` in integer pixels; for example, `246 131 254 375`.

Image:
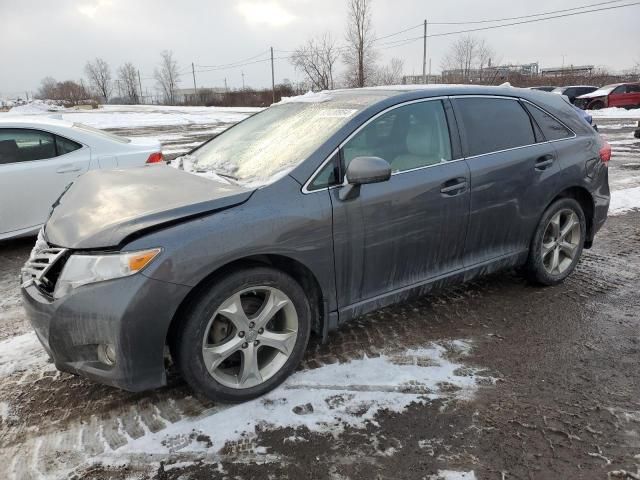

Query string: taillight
146 152 164 164
599 141 611 165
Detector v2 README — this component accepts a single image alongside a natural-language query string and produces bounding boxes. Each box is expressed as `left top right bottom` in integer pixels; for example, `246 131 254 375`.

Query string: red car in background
575 82 640 110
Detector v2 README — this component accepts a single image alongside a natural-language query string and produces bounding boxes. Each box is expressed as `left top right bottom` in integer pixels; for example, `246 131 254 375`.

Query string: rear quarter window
524 103 573 141
454 97 536 157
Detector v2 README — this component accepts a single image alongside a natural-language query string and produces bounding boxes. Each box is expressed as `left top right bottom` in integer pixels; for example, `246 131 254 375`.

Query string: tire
174 266 311 402
589 101 604 110
524 198 586 286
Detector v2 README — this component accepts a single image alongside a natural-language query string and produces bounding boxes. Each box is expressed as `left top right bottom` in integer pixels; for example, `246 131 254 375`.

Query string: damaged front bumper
21 273 190 392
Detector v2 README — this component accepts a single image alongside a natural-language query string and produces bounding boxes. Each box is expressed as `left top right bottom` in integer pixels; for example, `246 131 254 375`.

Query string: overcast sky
1 0 639 97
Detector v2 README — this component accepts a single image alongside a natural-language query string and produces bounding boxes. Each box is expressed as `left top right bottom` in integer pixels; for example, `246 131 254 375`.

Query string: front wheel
524 198 586 286
174 267 311 402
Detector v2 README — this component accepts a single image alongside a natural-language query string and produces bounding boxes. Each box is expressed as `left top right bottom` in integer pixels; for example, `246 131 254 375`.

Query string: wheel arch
546 186 595 248
166 254 327 352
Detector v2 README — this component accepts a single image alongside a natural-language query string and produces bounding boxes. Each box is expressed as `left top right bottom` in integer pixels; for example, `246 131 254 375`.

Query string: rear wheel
524 198 586 286
174 267 311 402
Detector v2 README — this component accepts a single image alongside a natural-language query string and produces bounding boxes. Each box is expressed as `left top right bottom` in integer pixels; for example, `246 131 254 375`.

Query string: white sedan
0 116 163 241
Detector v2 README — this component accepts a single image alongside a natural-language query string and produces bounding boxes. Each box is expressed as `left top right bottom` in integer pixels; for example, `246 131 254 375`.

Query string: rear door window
453 97 536 157
0 128 56 164
524 103 573 141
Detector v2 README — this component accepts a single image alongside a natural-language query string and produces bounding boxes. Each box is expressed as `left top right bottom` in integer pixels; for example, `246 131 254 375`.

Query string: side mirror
340 156 391 200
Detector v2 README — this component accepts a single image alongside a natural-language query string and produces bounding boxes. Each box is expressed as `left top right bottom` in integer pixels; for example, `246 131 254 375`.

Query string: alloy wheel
541 209 581 276
201 286 298 389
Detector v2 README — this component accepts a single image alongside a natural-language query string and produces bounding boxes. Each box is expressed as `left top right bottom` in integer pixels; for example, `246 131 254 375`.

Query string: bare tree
36 76 58 99
291 33 340 90
441 35 494 83
154 50 180 105
374 58 405 85
36 78 88 105
344 0 377 87
118 62 139 103
84 58 112 102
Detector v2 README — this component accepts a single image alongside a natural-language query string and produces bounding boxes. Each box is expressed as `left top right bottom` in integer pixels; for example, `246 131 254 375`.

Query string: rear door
0 128 90 236
452 96 565 266
323 98 470 308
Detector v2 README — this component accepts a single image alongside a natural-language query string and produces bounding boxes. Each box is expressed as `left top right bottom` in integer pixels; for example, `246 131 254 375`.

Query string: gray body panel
44 165 252 249
21 85 610 391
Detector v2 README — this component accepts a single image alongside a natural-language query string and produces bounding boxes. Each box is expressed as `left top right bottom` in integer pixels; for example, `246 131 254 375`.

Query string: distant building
402 74 442 85
174 87 227 104
541 65 595 77
441 62 540 83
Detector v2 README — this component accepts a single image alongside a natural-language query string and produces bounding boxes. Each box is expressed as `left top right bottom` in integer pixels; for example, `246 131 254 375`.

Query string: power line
373 1 640 50
196 50 270 69
428 0 628 24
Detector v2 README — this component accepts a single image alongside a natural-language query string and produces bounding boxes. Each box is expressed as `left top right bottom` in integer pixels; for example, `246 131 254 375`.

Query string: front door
0 128 89 236
329 99 470 310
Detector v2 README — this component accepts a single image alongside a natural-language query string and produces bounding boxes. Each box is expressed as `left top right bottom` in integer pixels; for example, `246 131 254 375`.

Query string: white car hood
578 87 616 99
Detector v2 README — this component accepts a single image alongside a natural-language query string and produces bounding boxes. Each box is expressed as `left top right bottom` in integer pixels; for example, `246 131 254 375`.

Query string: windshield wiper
214 171 239 181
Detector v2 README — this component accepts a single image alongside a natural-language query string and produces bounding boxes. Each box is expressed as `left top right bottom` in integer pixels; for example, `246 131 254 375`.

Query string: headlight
53 248 161 299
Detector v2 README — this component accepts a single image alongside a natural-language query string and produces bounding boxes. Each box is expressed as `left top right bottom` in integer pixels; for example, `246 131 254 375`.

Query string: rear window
72 123 130 143
454 97 536 157
524 103 573 141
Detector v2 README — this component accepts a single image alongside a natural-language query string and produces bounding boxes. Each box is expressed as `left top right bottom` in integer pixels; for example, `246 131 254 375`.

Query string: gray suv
21 86 610 402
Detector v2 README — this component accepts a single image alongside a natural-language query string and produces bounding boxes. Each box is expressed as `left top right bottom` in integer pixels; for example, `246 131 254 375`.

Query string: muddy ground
0 115 639 480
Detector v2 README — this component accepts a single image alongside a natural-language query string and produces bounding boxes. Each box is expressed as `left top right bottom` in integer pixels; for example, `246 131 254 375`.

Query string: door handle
535 154 554 171
56 165 81 174
440 178 467 196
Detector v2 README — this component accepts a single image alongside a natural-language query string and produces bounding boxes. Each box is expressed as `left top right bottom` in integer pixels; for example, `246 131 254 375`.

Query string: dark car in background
575 82 640 110
552 85 598 104
529 86 557 92
21 86 610 402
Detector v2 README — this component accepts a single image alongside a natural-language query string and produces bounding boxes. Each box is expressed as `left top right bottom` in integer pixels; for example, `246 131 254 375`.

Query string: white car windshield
189 95 386 186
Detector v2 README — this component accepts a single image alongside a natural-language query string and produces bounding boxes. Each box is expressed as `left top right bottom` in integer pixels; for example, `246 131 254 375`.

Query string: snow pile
591 107 640 119
7 101 64 114
609 186 640 215
105 340 487 460
275 90 332 105
0 332 50 378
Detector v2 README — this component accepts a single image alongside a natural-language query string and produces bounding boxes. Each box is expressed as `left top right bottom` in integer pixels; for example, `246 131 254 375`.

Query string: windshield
188 95 384 186
551 87 564 93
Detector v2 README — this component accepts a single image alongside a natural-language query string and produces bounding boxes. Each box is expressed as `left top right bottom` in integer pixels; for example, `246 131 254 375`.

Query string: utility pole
270 46 275 104
224 78 228 92
191 62 198 99
137 70 143 104
422 19 427 84
241 71 245 90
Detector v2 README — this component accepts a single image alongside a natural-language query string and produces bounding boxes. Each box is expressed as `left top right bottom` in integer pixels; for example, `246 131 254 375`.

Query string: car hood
578 87 615 99
44 165 253 249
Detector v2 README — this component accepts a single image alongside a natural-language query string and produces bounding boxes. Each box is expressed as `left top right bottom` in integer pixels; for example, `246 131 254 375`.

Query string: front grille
21 230 68 294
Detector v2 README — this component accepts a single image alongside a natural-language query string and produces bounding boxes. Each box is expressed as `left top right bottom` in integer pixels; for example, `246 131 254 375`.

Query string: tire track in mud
1 214 638 479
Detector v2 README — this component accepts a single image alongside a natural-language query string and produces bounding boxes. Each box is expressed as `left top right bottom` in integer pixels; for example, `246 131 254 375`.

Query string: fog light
98 344 116 366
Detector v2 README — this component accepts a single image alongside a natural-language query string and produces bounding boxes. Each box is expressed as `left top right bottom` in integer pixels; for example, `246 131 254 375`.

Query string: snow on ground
610 186 640 215
591 107 640 119
102 340 487 464
3 103 261 129
0 332 51 378
430 471 477 480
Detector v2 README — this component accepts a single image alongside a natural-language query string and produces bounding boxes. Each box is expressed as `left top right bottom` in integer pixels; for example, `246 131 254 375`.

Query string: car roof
313 84 555 102
0 115 75 129
557 85 598 88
